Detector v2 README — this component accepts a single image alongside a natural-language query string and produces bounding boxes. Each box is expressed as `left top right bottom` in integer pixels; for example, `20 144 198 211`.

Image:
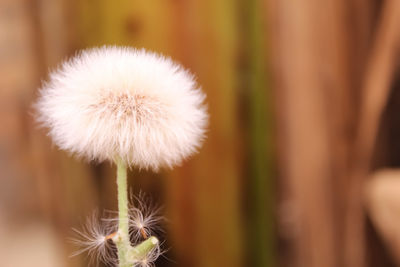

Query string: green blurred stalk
245 0 275 266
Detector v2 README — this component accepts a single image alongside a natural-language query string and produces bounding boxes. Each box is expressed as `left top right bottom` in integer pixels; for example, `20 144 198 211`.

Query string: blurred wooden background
1 0 400 267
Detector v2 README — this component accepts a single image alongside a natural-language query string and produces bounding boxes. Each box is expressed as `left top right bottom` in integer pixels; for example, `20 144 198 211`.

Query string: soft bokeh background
1 0 400 267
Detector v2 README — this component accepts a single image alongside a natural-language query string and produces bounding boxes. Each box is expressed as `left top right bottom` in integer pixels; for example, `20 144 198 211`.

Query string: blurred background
1 0 400 266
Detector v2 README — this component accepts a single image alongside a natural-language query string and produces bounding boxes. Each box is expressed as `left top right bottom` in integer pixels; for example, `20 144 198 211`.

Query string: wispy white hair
35 46 208 171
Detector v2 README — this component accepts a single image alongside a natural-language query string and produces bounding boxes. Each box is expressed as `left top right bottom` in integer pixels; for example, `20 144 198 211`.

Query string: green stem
116 158 131 267
117 159 129 238
128 236 159 262
114 159 159 266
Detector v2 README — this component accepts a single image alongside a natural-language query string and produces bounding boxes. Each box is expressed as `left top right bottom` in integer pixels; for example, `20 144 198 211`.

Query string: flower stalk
128 237 159 262
115 158 131 266
114 158 159 266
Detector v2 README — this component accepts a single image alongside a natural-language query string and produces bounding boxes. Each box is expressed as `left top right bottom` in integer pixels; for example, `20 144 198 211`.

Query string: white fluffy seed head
35 46 208 171
69 213 118 266
70 197 165 267
129 193 164 242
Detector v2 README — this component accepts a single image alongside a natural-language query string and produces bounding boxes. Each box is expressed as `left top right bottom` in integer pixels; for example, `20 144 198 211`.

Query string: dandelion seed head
69 213 118 266
129 193 164 242
35 46 208 171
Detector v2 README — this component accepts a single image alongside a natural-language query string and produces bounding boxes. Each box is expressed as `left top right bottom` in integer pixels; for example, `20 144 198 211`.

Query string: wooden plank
345 0 400 266
265 0 358 266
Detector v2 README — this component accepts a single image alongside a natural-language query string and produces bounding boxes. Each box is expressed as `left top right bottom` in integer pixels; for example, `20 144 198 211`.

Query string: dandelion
69 213 118 266
35 46 208 266
129 193 164 241
35 46 208 171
